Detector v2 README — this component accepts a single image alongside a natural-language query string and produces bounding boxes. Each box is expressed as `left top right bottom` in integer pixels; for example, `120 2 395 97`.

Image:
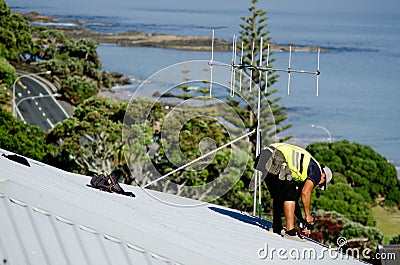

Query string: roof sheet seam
103 234 123 243
26 203 52 265
72 222 93 265
32 206 51 216
78 224 98 234
150 252 171 263
9 197 28 207
126 242 146 253
95 233 114 265
55 215 74 225
2 194 31 264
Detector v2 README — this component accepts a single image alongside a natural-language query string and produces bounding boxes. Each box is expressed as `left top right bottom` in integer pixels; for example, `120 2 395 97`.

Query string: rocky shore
22 12 325 52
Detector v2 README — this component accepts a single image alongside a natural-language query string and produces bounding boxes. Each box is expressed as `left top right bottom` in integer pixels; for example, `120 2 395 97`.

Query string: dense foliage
0 0 27 87
35 33 113 104
0 0 33 63
307 140 400 207
0 0 113 106
150 111 250 201
0 108 52 160
390 233 400 244
304 140 399 256
45 95 128 176
60 75 98 104
0 56 17 86
312 177 376 226
311 210 383 259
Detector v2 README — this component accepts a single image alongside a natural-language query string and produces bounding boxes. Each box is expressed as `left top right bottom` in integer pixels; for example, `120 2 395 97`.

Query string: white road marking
46 118 54 128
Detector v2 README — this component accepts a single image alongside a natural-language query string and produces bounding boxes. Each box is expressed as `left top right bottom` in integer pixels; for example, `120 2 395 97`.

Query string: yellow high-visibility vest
270 143 321 182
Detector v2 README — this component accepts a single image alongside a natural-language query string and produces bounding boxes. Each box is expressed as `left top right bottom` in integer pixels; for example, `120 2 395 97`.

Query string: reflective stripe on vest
270 143 319 182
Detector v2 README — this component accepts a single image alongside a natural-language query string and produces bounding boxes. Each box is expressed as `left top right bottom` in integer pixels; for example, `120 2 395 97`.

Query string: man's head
319 165 332 190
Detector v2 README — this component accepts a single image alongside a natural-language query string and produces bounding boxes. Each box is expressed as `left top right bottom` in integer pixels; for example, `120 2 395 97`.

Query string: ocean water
7 0 400 173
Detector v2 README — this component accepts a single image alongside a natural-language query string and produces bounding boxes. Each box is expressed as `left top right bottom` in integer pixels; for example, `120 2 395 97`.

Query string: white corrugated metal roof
0 148 366 265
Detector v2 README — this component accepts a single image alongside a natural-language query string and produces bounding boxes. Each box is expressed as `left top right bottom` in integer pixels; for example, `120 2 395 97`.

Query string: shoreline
22 11 326 52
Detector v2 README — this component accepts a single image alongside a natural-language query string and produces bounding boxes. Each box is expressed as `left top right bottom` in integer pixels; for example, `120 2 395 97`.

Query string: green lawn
372 205 400 243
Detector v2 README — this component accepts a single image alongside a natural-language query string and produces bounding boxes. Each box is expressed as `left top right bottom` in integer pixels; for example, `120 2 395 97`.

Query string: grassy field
372 205 400 243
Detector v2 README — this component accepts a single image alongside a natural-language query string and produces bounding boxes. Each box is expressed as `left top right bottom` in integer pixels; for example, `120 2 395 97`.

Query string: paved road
14 74 69 131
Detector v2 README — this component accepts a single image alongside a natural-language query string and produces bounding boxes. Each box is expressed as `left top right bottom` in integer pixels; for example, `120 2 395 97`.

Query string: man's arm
301 179 315 223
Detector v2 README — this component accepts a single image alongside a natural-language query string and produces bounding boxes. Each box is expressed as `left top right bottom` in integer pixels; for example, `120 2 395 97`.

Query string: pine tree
238 0 291 143
218 0 292 215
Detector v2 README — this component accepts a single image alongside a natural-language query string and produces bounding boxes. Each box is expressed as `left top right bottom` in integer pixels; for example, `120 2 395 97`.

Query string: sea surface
7 0 400 174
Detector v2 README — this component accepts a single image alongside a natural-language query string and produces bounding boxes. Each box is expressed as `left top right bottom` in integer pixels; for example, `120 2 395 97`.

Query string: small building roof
0 148 365 265
377 245 399 265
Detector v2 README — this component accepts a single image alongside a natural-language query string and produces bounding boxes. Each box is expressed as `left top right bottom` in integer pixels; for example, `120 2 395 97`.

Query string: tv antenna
142 30 321 218
208 30 321 218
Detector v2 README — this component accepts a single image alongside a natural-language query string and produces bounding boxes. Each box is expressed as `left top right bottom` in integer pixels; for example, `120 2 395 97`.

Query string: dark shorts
265 173 303 201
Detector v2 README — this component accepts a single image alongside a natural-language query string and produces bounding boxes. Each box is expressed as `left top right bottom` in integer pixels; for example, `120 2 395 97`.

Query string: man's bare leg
284 201 296 231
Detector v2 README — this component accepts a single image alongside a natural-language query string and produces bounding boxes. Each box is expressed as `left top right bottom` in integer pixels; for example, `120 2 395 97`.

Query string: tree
31 27 67 60
0 0 33 62
0 108 52 160
0 56 17 85
237 0 291 143
312 181 375 226
144 102 249 201
209 0 292 214
122 96 165 186
34 32 112 105
307 140 400 207
390 233 400 244
136 0 290 209
63 38 102 69
45 95 129 178
60 75 98 105
0 0 115 108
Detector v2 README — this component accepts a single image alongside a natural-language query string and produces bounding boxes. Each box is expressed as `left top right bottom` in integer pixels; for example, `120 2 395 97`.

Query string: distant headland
22 11 327 52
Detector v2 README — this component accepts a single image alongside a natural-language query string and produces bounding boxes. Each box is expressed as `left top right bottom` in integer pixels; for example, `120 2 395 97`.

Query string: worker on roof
254 143 332 241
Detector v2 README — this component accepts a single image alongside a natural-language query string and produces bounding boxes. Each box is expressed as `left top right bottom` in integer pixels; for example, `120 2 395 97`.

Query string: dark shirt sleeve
307 158 322 186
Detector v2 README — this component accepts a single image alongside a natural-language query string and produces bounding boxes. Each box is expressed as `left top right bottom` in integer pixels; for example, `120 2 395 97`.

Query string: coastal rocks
115 32 231 51
108 72 130 86
21 12 59 23
21 11 325 52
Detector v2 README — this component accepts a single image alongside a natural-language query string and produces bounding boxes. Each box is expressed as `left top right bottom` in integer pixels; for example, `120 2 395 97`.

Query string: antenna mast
209 31 322 217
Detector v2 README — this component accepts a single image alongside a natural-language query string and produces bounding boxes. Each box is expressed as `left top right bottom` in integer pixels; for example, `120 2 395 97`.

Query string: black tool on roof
89 173 135 197
2 154 30 167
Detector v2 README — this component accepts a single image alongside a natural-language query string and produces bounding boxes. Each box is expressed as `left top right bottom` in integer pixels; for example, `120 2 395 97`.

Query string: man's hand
299 216 314 237
305 212 315 223
301 228 312 237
